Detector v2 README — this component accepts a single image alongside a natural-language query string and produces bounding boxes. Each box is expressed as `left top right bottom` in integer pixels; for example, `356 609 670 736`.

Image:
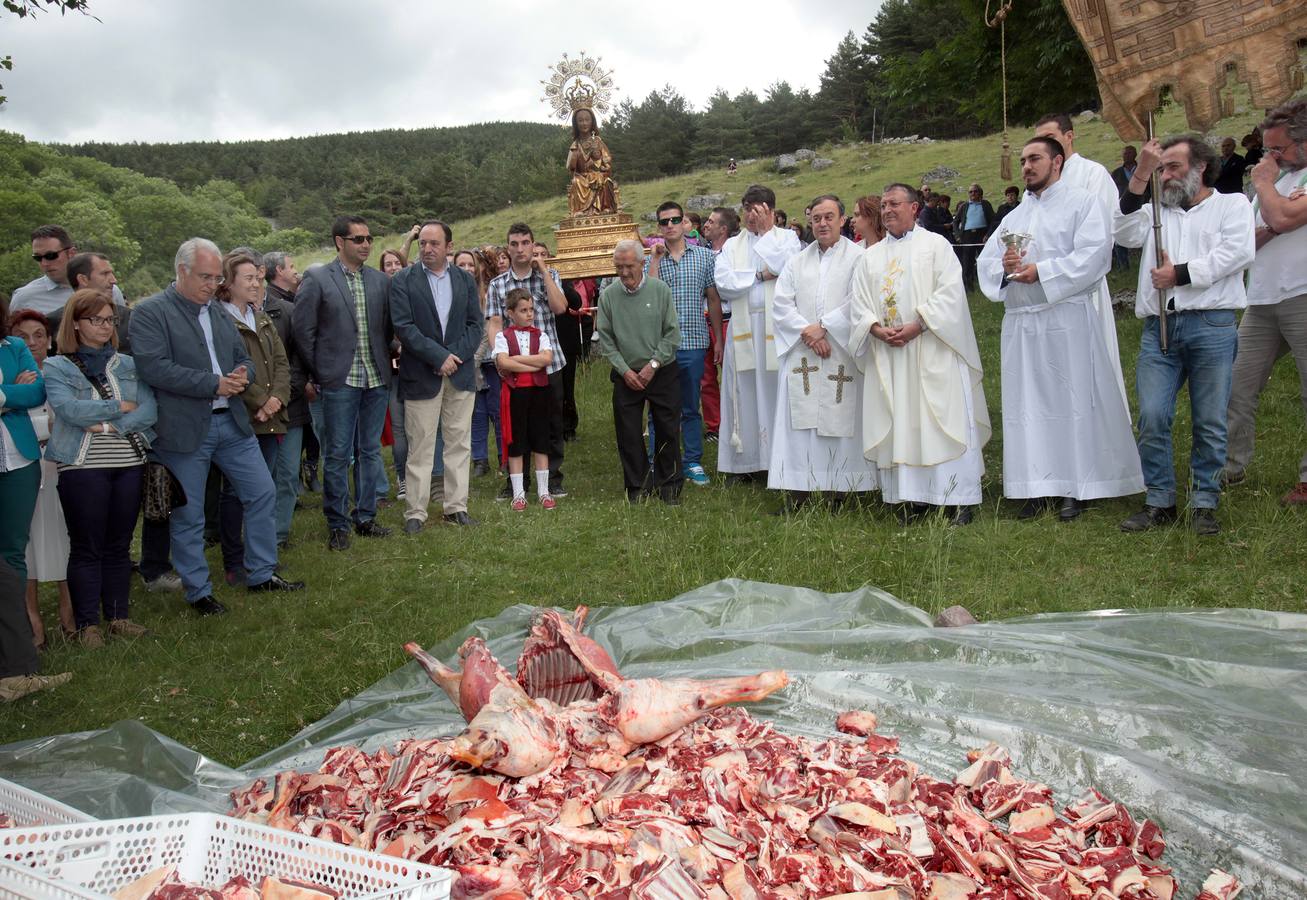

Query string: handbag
141 459 186 523
66 354 186 521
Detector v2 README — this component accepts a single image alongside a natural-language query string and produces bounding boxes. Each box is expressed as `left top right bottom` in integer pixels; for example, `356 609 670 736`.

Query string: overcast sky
0 1 875 145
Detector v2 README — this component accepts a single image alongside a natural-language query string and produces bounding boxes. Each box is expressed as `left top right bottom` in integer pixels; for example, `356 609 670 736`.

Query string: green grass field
4 97 1303 766
4 273 1304 766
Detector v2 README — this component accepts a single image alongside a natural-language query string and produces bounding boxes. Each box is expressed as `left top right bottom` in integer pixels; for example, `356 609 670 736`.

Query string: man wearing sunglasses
11 225 127 317
646 201 722 486
291 215 394 551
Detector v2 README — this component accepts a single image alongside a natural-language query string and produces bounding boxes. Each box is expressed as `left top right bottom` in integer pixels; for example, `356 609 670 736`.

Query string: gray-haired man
597 240 682 504
131 239 304 616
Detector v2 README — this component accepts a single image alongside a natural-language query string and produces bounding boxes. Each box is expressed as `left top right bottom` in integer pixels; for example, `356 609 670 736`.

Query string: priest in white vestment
851 184 990 525
979 136 1144 520
767 194 876 501
1036 112 1128 394
714 184 803 476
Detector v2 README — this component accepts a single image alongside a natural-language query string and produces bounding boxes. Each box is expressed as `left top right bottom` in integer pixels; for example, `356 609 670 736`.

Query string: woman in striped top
43 290 158 648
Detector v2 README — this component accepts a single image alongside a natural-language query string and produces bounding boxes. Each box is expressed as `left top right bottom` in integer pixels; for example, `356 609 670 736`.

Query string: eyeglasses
80 316 120 327
32 248 71 262
342 235 374 245
658 216 683 226
1266 142 1299 158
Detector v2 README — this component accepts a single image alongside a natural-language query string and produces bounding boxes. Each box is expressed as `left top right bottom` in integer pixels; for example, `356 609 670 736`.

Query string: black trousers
140 517 172 582
0 557 38 677
555 317 582 436
612 364 682 494
959 228 986 290
546 370 566 484
57 465 143 629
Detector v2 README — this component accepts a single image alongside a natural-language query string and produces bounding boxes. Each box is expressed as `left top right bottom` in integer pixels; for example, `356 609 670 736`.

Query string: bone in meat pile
229 607 1243 900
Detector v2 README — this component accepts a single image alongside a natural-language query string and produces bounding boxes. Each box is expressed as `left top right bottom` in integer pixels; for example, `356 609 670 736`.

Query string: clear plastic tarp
2 580 1304 895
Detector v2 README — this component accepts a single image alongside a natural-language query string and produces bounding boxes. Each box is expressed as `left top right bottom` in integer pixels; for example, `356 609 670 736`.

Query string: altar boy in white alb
714 184 802 477
767 194 876 504
851 184 989 525
979 136 1144 521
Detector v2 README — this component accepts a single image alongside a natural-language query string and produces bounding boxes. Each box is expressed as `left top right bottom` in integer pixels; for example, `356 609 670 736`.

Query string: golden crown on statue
540 51 615 120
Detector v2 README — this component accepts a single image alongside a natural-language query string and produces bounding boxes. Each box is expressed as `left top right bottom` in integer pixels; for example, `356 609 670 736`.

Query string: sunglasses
342 235 373 245
658 216 684 226
32 248 71 262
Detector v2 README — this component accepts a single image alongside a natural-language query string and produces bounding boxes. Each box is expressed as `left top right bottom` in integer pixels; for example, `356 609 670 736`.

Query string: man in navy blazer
391 221 483 531
291 215 394 550
132 238 303 615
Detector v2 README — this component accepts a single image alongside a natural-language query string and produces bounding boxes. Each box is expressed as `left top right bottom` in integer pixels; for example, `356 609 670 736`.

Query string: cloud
0 0 875 144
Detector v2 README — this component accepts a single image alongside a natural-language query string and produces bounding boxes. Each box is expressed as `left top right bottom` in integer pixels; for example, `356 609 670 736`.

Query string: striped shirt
344 267 383 388
644 244 716 350
57 432 143 471
486 268 565 374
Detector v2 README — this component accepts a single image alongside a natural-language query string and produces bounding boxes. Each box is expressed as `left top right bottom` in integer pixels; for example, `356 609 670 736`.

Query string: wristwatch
650 359 661 371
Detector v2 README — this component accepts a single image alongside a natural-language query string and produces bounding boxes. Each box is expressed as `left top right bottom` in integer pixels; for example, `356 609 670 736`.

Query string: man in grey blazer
291 216 394 550
131 238 304 615
391 221 484 532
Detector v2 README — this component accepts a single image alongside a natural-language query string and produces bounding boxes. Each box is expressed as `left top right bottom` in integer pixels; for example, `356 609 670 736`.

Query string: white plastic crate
0 858 99 900
0 779 93 828
0 813 452 900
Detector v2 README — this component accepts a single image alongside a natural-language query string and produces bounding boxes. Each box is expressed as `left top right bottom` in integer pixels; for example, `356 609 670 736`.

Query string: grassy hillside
297 100 1266 265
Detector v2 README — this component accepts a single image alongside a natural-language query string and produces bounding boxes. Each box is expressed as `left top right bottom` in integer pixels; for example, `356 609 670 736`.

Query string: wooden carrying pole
1148 110 1168 353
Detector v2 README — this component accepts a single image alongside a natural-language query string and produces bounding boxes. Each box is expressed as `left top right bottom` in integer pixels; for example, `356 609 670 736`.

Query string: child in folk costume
494 289 556 510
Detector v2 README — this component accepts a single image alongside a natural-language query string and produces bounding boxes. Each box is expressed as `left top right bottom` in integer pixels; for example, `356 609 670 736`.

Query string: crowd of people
2 100 1305 703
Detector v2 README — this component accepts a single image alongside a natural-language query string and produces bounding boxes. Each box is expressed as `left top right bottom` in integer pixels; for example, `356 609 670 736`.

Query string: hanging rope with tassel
986 0 1014 180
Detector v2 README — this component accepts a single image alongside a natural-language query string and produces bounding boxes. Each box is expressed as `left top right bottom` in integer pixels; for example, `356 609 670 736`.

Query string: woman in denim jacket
44 290 158 647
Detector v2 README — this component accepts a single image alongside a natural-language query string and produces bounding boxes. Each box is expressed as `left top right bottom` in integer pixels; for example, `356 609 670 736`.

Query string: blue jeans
1136 310 1239 510
648 348 704 467
219 433 279 572
321 385 389 532
471 363 502 465
274 426 303 543
155 412 278 603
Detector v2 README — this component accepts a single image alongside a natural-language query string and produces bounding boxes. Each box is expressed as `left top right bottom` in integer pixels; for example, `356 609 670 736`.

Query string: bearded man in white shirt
1113 135 1256 535
978 136 1143 522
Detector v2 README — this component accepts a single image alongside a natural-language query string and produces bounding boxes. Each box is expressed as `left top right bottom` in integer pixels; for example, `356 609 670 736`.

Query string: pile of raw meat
230 607 1243 899
111 866 335 899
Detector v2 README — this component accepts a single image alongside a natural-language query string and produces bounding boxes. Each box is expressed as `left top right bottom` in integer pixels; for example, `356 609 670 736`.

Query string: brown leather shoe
108 619 151 638
77 625 106 649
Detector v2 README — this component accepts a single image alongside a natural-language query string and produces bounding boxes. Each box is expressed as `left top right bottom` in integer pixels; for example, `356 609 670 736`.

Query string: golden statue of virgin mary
542 53 621 217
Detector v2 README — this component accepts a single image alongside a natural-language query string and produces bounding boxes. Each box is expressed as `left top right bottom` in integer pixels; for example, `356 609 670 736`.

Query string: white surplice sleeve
771 257 807 358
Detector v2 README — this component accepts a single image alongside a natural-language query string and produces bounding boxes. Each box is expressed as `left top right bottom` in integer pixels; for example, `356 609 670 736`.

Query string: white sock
536 469 550 498
510 473 525 499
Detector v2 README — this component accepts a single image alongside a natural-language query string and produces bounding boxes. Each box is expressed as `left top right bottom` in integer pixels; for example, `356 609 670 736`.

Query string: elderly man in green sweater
597 240 683 504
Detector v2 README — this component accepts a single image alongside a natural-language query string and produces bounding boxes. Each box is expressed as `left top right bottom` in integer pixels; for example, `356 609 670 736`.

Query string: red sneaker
541 494 556 510
511 496 527 512
1282 482 1307 506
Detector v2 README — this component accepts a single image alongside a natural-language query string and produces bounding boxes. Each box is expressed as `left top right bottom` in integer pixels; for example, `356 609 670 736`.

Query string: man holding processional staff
1113 135 1255 535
